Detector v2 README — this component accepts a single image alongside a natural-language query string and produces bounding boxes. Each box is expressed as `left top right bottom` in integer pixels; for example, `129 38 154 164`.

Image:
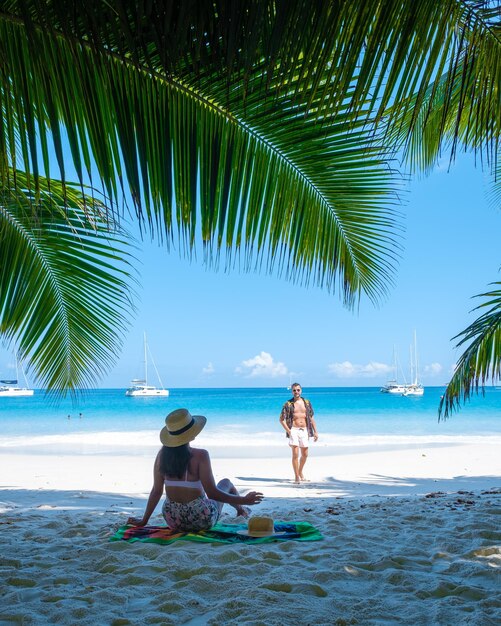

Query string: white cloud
202 362 215 375
328 361 393 379
236 351 288 379
424 362 443 376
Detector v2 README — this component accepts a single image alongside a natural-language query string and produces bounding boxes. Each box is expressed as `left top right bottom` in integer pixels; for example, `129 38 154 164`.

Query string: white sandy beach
1 439 500 625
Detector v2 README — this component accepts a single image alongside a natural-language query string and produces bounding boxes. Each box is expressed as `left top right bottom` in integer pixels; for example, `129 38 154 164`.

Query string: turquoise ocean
0 387 499 455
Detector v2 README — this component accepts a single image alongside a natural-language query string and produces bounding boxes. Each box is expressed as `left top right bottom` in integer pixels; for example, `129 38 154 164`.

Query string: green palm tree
0 1 499 397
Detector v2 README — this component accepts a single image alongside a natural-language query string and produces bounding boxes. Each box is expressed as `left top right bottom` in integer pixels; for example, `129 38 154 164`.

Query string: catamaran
125 333 169 397
0 352 34 397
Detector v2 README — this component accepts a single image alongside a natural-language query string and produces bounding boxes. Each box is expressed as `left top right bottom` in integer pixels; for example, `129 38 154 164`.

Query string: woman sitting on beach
127 408 264 531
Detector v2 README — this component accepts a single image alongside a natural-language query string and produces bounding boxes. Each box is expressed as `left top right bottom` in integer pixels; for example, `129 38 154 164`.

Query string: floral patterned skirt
162 495 220 531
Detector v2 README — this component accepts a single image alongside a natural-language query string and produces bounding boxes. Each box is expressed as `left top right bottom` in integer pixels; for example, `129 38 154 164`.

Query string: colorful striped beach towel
110 521 323 544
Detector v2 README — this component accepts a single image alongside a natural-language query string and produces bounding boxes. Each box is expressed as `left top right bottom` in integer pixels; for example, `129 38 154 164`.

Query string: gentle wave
2 430 501 450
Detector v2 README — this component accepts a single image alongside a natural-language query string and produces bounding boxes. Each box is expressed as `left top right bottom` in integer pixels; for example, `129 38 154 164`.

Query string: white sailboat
402 332 424 396
125 333 169 397
380 347 407 394
0 351 34 397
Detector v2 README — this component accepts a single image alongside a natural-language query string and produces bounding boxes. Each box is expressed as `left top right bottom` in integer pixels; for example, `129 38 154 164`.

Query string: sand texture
1 440 500 625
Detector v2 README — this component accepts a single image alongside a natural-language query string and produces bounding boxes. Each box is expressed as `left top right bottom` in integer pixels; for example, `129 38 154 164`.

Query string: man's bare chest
293 400 307 421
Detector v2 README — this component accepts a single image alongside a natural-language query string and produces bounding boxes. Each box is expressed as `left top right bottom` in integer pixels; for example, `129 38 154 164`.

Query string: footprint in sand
416 581 487 600
261 581 328 597
5 577 37 588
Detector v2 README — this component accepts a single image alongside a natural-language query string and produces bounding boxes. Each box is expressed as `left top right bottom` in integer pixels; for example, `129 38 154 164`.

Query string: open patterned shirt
280 397 315 438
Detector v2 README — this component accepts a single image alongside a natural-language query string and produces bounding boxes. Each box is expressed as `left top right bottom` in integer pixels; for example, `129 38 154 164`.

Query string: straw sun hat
236 516 286 537
160 408 207 447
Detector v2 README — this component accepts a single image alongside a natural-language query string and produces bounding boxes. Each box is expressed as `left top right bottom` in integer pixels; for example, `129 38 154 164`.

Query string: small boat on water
0 380 34 397
125 379 169 397
380 380 408 394
125 333 169 397
0 352 34 397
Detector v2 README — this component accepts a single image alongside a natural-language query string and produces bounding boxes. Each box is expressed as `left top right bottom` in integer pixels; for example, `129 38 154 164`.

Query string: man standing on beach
279 383 318 484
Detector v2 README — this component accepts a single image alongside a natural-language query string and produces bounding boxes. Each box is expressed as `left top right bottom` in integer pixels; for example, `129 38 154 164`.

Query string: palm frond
0 170 136 395
439 282 501 418
0 1 408 305
386 57 501 175
0 0 498 304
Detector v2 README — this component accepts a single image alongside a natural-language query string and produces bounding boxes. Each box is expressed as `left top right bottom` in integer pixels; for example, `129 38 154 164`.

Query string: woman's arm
127 450 165 526
198 449 263 505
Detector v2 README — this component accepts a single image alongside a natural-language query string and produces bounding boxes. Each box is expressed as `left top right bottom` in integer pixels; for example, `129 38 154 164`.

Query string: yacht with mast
380 347 407 394
0 352 34 397
125 333 169 397
402 331 424 396
381 333 424 396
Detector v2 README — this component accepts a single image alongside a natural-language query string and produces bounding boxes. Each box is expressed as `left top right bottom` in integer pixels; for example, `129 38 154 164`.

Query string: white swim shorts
289 426 310 448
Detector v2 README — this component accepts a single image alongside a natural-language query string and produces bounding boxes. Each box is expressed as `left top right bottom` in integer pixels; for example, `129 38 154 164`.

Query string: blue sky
1 151 499 389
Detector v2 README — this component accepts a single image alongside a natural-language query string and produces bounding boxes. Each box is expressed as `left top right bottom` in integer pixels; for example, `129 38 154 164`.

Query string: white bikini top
164 469 203 490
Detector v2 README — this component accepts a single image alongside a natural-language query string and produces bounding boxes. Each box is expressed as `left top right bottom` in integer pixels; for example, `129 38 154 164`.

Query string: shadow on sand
235 473 501 497
1 474 499 513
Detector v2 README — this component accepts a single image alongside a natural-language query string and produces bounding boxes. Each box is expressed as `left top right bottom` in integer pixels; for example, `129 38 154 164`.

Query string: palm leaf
0 1 408 305
0 1 498 305
385 28 501 176
439 282 501 418
0 170 135 395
